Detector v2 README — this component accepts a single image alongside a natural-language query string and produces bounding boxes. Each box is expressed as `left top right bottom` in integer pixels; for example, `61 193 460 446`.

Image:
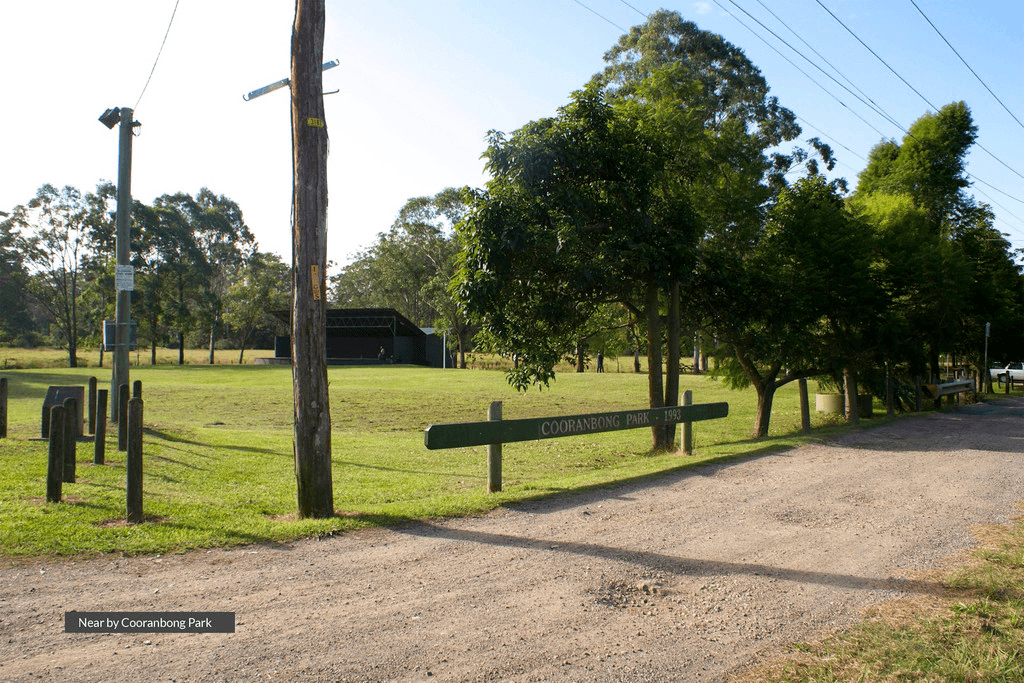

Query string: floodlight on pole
242 59 339 101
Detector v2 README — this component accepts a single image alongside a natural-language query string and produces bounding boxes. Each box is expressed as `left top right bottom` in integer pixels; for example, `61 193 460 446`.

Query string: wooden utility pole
290 0 334 518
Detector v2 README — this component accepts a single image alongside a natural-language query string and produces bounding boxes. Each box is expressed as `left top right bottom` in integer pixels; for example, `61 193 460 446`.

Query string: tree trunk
291 0 334 519
753 379 776 438
645 282 668 449
208 321 216 365
843 367 859 425
178 332 185 365
238 329 251 365
664 282 681 444
575 341 585 373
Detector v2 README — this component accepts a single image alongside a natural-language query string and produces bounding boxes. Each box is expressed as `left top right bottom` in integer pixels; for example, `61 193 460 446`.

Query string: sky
3 1 1023 270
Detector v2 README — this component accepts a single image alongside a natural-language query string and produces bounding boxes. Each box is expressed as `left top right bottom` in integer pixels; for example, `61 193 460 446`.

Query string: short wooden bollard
94 389 108 465
798 379 811 434
488 401 502 493
118 384 129 452
46 404 65 503
88 376 97 435
133 379 142 399
681 390 694 454
126 396 144 524
0 376 7 439
62 397 77 483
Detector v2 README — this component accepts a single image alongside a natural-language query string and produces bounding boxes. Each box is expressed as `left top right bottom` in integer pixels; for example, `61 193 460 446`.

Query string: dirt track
2 398 1024 682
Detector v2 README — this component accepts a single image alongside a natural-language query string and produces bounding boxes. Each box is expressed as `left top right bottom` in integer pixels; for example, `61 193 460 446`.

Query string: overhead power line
134 0 181 112
909 0 1024 133
813 0 1024 183
570 0 629 33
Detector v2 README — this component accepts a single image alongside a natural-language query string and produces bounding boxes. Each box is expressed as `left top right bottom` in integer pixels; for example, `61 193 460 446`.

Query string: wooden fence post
88 376 97 435
118 384 129 452
133 379 142 399
681 390 694 454
62 397 77 483
126 396 144 524
798 379 811 434
0 376 7 440
94 389 108 465
46 404 64 503
488 401 502 493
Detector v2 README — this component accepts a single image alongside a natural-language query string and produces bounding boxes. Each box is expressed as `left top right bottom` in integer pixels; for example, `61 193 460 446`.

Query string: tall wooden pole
290 0 333 518
111 107 134 421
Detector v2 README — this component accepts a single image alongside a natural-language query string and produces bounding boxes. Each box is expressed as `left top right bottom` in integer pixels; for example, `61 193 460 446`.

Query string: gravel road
2 397 1023 682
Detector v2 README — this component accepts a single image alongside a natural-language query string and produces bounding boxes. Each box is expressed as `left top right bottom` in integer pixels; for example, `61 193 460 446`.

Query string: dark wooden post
0 376 8 439
1006 375 1011 395
290 0 334 519
126 396 144 524
94 389 108 465
62 397 77 483
46 404 64 503
488 401 502 493
681 390 693 455
118 383 129 452
798 379 811 434
88 376 97 435
133 379 142 399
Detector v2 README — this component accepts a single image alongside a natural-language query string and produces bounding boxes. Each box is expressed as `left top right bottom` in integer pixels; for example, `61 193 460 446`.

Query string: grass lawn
0 360 852 558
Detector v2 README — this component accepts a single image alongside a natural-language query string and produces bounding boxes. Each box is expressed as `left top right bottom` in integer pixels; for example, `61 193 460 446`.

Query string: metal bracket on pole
243 59 340 101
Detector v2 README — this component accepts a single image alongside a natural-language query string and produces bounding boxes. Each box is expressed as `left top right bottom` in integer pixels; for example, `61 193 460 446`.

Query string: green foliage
851 103 1023 380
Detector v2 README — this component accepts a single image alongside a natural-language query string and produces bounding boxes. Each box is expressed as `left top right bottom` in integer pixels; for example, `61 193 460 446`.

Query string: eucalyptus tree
155 189 255 363
13 185 92 366
223 251 290 364
0 212 34 346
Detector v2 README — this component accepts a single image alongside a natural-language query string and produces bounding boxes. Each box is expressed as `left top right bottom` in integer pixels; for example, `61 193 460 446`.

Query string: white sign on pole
115 265 135 292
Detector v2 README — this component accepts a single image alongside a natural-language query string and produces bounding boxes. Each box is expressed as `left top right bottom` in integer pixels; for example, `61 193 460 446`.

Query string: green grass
741 511 1024 682
1 362 860 559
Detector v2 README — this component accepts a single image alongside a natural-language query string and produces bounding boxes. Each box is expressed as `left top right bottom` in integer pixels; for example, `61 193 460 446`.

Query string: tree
0 212 35 346
694 174 875 436
223 252 290 364
291 0 334 519
852 103 1005 382
156 190 255 363
455 83 699 449
14 185 91 366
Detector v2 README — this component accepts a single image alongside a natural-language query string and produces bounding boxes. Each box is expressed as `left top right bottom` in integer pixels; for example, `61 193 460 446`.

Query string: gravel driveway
2 397 1023 682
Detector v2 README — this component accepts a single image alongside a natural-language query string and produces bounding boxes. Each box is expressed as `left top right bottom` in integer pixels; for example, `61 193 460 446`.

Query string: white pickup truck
990 362 1024 383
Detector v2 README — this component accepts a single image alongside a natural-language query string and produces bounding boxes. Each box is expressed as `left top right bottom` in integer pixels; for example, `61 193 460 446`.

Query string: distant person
378 346 385 362
596 351 604 373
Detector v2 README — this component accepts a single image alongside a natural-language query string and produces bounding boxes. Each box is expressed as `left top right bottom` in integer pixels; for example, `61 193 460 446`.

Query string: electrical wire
133 0 181 112
813 0 1024 182
909 0 1024 133
570 0 628 33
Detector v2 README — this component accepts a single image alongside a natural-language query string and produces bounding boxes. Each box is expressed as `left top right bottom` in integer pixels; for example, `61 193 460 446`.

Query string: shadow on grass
332 459 482 480
144 428 283 456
